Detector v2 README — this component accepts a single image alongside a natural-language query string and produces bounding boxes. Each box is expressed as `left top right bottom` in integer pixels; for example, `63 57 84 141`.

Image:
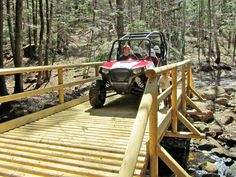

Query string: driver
119 45 136 61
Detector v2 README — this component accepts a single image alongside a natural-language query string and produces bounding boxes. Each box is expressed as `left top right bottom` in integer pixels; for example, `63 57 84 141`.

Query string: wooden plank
0 62 103 75
185 95 202 112
171 68 178 133
145 60 190 76
58 68 64 103
149 90 158 177
189 86 206 101
0 77 98 104
177 111 203 136
182 65 186 114
0 137 145 167
165 131 205 139
0 95 88 133
157 108 172 143
157 85 172 104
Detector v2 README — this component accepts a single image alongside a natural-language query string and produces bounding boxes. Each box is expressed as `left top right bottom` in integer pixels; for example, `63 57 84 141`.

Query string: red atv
89 31 167 108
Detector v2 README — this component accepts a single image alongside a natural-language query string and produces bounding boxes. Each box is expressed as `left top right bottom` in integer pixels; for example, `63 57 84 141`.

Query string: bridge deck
0 94 170 177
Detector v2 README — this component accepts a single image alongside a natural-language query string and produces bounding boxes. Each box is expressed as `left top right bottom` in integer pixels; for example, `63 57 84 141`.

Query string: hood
102 59 155 69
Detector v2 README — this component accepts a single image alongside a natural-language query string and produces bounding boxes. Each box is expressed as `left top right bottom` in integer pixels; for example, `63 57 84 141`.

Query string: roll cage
108 31 167 61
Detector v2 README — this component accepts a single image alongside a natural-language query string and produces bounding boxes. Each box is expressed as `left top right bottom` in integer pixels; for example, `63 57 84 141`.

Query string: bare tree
14 0 23 93
6 0 15 56
116 0 124 38
0 0 9 96
35 0 44 88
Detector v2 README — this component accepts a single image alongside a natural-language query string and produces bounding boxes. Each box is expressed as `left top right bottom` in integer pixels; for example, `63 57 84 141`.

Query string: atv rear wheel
89 80 106 108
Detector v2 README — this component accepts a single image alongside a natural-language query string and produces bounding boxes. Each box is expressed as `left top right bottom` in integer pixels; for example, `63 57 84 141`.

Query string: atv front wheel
89 80 106 108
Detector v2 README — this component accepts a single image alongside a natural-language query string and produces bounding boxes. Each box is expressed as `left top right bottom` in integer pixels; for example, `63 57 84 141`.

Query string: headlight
101 68 109 74
133 68 142 74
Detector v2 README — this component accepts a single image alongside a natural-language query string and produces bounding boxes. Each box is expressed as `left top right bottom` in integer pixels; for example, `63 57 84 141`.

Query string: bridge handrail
118 59 201 177
0 62 103 104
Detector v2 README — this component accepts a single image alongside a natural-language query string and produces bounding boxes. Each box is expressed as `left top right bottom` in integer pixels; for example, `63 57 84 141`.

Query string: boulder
202 173 220 177
225 162 236 177
193 121 209 132
214 110 235 126
215 97 229 106
198 137 222 151
212 147 236 159
208 121 223 136
201 86 226 100
218 122 236 143
200 161 218 173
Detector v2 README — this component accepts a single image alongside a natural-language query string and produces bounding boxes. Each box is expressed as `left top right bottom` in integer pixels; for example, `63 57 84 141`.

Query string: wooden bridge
0 60 206 177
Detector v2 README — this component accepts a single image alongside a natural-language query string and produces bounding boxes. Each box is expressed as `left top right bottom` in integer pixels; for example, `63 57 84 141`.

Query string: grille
110 69 131 82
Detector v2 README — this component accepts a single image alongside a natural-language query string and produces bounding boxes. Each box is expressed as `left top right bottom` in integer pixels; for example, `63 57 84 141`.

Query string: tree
116 0 124 38
0 0 9 97
35 0 44 88
44 0 53 80
6 0 15 56
180 0 186 61
14 0 24 93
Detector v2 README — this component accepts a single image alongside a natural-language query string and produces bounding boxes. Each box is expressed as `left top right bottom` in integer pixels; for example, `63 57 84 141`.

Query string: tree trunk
14 0 23 93
6 0 15 56
44 0 53 81
207 0 212 63
0 0 9 96
32 0 38 51
140 0 146 21
233 34 236 65
108 0 113 10
35 0 44 88
116 0 124 38
213 1 221 64
26 0 33 60
180 0 186 61
157 0 163 31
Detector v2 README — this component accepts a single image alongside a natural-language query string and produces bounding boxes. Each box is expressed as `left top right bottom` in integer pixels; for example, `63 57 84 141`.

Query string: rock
193 121 209 132
215 97 229 106
208 121 223 136
211 147 227 157
211 147 236 159
218 123 236 143
198 137 222 151
225 162 236 177
224 158 234 166
190 101 215 122
200 161 218 173
202 173 220 177
214 111 235 126
224 86 236 95
201 86 226 100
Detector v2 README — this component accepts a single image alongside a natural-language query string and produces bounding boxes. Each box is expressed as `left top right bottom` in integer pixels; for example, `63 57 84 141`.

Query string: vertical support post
187 63 191 97
95 65 99 77
171 68 178 133
149 80 158 177
58 68 64 104
181 64 186 115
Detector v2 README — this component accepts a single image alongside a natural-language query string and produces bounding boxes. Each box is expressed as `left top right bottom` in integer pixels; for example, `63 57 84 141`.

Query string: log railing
118 59 205 177
0 62 103 105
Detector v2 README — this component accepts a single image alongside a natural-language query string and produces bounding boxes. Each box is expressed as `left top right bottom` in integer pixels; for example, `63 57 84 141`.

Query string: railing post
149 87 158 177
181 64 186 115
187 62 193 97
95 65 99 77
171 68 178 133
58 68 64 103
